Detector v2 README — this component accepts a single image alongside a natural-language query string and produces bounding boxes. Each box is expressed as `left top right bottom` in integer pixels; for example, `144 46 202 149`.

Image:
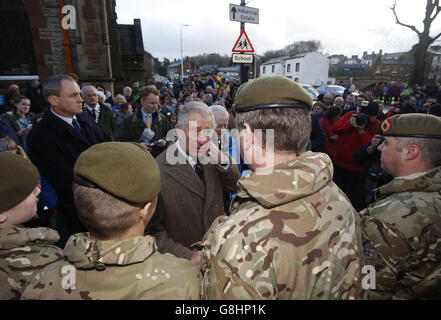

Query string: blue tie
72 118 82 134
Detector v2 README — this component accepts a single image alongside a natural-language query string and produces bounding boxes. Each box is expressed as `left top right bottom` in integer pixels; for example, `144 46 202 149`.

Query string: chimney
363 51 367 58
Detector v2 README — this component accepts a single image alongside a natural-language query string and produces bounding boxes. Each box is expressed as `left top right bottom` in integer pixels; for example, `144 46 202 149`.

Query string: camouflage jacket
21 233 200 300
199 152 366 300
360 166 441 299
0 226 63 300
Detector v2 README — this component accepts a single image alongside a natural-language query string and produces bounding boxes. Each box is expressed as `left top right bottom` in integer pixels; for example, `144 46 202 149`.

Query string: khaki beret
0 153 40 213
74 142 160 203
234 75 313 112
380 113 441 139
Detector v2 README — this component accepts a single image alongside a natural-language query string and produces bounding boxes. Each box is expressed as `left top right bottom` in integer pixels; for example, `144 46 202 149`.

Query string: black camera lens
355 116 367 126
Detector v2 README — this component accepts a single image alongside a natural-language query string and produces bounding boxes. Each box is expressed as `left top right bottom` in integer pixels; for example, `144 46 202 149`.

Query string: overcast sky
115 0 441 61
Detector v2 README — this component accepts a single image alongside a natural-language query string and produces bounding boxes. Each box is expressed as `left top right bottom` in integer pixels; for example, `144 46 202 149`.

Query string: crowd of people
0 74 440 300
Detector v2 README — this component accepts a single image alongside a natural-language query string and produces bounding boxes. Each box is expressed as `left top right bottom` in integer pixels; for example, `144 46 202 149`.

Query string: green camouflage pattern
198 152 366 300
0 226 63 300
360 166 441 299
21 233 200 300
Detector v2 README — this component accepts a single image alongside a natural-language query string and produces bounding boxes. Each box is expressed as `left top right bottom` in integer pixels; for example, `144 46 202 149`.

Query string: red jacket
317 116 336 161
332 111 380 172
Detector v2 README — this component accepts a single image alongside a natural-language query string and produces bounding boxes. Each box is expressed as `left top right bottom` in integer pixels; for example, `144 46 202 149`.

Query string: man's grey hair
123 86 132 92
81 85 98 96
42 74 75 99
396 137 441 167
211 105 229 123
177 101 215 130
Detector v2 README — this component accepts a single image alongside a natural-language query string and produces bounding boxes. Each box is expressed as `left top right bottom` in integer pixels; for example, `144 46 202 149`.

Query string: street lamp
180 24 191 84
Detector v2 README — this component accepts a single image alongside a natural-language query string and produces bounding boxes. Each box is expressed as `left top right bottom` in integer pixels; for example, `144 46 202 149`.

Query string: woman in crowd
113 102 133 138
1 96 35 152
160 93 175 115
111 94 127 113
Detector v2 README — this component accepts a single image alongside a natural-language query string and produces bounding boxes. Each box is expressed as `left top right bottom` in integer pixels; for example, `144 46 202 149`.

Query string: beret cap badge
381 119 392 133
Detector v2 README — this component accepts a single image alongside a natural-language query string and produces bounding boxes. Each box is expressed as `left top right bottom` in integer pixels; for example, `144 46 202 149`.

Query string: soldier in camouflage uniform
197 76 366 300
0 153 63 300
360 114 441 299
21 142 200 300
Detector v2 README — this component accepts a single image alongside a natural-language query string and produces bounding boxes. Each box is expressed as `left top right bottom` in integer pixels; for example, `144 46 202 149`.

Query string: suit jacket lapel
46 111 91 145
163 144 205 198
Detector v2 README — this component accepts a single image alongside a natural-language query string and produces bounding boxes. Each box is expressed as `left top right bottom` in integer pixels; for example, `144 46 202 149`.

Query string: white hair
81 85 98 96
114 94 127 103
211 105 229 120
177 101 215 130
97 91 106 100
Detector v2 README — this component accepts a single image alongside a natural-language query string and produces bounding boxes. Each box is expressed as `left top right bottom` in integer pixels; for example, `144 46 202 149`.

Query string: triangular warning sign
232 30 254 53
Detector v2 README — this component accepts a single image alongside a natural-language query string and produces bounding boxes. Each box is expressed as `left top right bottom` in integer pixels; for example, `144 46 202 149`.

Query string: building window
295 78 299 82
272 65 275 73
0 1 37 75
263 66 266 74
287 76 292 80
295 63 300 72
287 64 291 72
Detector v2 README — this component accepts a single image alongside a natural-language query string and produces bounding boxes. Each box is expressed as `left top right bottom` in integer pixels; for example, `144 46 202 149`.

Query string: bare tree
391 0 441 85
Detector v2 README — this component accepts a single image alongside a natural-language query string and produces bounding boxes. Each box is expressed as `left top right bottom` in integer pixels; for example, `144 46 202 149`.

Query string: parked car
316 85 345 96
300 84 319 101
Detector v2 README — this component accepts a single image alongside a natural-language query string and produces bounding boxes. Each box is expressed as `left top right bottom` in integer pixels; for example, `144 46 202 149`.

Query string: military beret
234 75 313 112
380 113 441 139
74 142 160 204
0 152 40 213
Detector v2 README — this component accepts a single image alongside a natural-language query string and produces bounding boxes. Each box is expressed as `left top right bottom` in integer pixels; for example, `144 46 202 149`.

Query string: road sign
229 4 259 24
232 53 253 64
232 30 254 53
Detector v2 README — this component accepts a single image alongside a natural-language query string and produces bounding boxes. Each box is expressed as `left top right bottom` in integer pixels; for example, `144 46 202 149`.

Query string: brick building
0 0 147 94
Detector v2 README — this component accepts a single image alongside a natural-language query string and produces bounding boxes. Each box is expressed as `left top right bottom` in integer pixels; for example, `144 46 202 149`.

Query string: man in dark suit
81 86 116 140
146 101 240 263
27 75 108 247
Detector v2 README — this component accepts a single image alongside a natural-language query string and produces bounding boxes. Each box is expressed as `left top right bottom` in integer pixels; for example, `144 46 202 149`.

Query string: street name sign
229 4 259 24
232 53 253 64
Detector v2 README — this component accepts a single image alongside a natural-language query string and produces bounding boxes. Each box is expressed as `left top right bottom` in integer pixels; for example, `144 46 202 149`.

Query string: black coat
82 103 116 140
27 110 108 201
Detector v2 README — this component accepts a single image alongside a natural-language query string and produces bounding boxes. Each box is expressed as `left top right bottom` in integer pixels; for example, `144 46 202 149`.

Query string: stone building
0 0 148 94
372 52 415 79
428 45 441 84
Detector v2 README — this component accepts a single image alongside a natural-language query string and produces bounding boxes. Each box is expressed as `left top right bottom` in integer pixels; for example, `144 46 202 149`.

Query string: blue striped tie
72 118 82 134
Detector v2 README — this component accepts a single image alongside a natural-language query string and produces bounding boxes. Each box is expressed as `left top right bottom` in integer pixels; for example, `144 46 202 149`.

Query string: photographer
332 101 381 211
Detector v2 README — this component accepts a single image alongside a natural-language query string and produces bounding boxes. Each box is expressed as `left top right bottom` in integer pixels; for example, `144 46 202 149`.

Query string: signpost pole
240 0 249 84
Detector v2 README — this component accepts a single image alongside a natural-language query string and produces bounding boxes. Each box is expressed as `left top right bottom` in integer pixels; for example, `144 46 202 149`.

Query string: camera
354 114 369 126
